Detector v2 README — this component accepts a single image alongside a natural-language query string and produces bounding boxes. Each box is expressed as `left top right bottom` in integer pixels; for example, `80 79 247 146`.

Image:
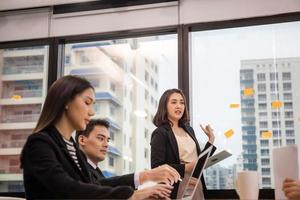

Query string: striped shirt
63 138 82 171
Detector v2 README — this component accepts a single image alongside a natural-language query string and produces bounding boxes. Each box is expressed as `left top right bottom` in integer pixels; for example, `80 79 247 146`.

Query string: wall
0 0 300 42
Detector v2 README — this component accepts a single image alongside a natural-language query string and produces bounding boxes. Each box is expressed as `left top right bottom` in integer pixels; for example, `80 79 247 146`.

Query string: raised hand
200 124 215 144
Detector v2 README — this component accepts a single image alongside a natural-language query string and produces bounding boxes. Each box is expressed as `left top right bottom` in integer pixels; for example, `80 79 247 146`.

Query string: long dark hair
34 75 94 133
153 88 189 127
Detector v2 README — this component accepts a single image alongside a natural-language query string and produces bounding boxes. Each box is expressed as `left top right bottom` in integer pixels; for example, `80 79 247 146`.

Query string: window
285 121 294 128
261 158 270 166
257 83 266 92
270 83 279 92
258 103 267 110
270 93 280 101
286 139 295 145
144 129 148 139
285 111 293 118
271 112 280 119
144 90 149 100
273 130 281 137
286 130 294 137
144 148 149 159
261 168 270 175
258 94 267 101
283 93 292 100
190 20 300 190
259 121 268 129
283 82 292 91
270 72 278 81
272 121 281 128
282 72 291 80
145 71 149 82
273 139 282 147
109 157 114 167
284 102 293 109
257 73 266 81
0 44 49 192
63 34 178 176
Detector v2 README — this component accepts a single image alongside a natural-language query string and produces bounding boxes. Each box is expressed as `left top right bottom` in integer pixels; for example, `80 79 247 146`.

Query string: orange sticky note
11 95 22 100
243 88 254 96
224 129 234 138
272 101 283 109
261 131 272 139
230 104 240 109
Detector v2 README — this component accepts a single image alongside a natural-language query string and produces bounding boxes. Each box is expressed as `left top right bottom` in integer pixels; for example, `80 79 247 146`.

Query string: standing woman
151 88 216 199
21 75 172 200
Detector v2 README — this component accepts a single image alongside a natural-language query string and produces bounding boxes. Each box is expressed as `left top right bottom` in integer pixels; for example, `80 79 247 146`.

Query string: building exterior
240 57 300 188
0 46 49 192
64 40 159 175
204 164 235 189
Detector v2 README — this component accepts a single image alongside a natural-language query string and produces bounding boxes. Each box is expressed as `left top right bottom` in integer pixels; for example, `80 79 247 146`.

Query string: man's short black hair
75 118 110 142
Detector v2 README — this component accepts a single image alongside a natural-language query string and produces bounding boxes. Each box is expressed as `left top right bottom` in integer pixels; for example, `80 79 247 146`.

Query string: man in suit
75 118 180 189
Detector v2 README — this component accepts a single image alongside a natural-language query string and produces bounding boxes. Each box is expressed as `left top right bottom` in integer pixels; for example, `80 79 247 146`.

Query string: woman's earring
65 105 69 110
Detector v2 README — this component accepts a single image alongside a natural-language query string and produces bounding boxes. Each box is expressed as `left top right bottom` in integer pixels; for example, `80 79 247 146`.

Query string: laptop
178 145 213 200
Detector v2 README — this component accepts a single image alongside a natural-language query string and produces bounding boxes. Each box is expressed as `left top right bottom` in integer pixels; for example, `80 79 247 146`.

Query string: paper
224 129 234 138
230 104 240 109
273 145 299 200
261 131 272 139
11 95 22 100
272 101 283 109
243 88 254 96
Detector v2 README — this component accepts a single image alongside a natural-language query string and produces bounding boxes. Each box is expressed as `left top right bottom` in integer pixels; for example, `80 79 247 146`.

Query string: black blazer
20 125 134 200
150 123 216 199
87 163 135 188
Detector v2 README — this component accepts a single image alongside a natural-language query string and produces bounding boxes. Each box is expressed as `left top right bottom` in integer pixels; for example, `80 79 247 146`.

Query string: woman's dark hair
152 88 189 127
34 75 94 133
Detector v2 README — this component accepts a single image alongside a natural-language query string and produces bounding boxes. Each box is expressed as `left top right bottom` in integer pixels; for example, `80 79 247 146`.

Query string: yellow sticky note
298 117 300 123
261 131 272 139
230 104 240 109
224 129 234 138
243 88 254 96
272 101 283 109
11 95 22 100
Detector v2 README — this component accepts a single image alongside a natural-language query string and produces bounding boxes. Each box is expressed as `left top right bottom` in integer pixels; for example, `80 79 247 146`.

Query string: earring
65 105 69 110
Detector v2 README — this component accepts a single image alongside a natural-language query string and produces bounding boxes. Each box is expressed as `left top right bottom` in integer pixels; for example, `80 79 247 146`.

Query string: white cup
235 171 260 200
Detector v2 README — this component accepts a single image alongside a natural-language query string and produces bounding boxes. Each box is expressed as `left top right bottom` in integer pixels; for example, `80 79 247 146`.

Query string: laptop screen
181 145 213 199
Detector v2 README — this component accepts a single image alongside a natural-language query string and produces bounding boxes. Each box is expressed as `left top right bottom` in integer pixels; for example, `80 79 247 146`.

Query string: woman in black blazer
151 88 216 199
21 75 172 200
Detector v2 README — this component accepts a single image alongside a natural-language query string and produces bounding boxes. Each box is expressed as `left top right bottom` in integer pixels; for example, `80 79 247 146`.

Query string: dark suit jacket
20 125 134 200
87 162 135 188
150 123 216 199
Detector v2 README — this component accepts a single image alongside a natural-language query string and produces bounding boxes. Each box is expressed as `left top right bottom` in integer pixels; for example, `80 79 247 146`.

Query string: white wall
0 0 300 42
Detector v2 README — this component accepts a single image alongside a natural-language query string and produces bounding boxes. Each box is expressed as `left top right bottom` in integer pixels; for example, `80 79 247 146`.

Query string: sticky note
272 101 283 109
298 117 300 123
224 129 234 138
243 88 254 96
11 95 22 100
261 131 272 139
230 104 240 108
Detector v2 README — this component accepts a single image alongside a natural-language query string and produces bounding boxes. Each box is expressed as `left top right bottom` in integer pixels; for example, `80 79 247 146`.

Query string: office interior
0 0 300 199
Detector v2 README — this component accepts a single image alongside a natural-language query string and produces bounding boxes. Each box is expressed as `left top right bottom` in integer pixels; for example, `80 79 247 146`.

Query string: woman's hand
140 164 180 185
282 178 300 200
129 184 173 200
200 124 215 144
